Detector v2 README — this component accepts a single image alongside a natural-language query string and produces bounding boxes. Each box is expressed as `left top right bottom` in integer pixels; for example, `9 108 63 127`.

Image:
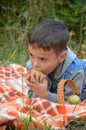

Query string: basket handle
57 79 80 104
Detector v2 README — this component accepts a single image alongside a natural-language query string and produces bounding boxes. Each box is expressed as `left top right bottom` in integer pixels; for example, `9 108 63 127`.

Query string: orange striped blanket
0 63 86 130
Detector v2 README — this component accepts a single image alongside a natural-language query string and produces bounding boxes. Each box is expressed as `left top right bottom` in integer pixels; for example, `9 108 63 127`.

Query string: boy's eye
40 58 47 61
29 53 47 62
29 54 33 57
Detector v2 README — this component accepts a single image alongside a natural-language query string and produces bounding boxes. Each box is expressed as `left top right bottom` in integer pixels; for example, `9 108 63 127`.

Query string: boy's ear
58 51 67 63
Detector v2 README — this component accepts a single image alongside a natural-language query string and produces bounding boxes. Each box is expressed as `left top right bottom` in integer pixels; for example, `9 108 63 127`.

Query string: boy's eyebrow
29 52 48 59
29 51 47 57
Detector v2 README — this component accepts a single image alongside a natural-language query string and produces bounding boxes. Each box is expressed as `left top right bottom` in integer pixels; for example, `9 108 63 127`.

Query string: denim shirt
48 57 84 100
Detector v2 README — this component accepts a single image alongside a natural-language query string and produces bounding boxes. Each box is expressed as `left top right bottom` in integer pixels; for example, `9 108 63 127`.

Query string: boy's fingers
27 69 46 83
39 74 46 82
27 80 38 91
35 72 42 82
27 75 38 84
27 75 31 82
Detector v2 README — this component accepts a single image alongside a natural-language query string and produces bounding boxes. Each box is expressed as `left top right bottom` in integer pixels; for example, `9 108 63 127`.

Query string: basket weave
57 79 80 104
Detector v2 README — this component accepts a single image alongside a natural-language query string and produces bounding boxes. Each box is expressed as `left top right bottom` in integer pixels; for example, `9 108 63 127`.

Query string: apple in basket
67 94 81 104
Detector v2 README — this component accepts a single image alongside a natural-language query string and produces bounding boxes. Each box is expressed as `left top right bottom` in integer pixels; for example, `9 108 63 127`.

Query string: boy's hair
29 19 69 53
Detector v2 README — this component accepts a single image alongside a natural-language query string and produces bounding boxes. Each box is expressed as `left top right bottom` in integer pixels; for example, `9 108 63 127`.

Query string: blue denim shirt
48 58 85 101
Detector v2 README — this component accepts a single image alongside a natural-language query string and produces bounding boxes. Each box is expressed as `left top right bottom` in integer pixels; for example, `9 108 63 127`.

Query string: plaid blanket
0 63 86 130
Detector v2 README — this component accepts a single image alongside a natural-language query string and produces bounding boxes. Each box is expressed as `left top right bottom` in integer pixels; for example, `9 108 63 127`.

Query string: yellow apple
67 94 81 104
35 69 43 75
29 69 43 83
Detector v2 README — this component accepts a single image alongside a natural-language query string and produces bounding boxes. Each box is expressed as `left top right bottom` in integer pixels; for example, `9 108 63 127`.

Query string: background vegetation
0 0 86 129
0 0 86 66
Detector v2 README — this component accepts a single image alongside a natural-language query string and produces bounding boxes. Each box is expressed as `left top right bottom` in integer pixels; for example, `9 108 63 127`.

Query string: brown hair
29 19 69 53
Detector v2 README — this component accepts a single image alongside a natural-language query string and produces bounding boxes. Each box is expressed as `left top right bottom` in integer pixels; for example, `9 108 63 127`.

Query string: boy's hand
27 69 48 98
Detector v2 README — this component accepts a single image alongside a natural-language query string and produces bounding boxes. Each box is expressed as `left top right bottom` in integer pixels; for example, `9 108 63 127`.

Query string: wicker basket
57 79 80 104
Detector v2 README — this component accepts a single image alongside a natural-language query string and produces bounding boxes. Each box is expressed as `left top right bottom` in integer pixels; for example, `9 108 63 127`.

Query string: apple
29 69 43 83
35 69 43 75
67 94 81 104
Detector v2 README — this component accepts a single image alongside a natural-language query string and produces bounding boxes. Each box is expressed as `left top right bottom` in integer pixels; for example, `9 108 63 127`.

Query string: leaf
77 50 84 59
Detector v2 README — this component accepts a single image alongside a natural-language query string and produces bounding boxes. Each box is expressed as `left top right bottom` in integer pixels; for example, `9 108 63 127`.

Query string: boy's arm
46 91 58 102
64 70 84 100
81 75 86 101
46 70 84 103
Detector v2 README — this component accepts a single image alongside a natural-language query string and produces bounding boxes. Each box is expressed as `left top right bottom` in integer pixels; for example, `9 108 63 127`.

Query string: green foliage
0 0 86 63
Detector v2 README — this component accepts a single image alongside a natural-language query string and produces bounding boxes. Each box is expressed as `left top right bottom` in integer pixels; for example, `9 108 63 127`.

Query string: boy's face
28 45 67 75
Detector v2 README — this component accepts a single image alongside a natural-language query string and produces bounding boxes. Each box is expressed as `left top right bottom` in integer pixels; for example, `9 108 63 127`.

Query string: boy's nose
32 60 40 68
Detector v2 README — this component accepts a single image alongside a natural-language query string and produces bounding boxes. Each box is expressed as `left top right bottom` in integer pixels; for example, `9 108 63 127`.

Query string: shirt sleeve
64 70 84 100
46 91 58 103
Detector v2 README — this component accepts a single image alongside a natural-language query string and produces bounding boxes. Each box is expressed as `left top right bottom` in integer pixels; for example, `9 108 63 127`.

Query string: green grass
0 34 29 67
66 118 86 130
5 118 86 130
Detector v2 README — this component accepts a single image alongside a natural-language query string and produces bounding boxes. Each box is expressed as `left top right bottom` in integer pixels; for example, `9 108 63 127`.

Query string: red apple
67 94 81 104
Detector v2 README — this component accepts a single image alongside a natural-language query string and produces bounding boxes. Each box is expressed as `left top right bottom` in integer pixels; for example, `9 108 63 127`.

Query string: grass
66 118 86 130
0 32 29 67
5 118 86 130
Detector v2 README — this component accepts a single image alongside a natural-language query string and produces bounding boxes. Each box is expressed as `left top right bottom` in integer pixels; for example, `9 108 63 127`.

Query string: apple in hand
30 69 42 75
29 69 43 83
67 94 81 104
30 69 43 76
35 69 43 75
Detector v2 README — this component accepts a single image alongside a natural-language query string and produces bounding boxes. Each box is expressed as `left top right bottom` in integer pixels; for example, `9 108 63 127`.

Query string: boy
26 19 85 103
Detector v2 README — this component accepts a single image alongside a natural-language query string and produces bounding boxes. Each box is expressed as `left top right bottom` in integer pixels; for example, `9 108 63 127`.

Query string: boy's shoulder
60 47 86 78
61 56 86 80
66 57 86 76
79 59 86 75
66 47 86 74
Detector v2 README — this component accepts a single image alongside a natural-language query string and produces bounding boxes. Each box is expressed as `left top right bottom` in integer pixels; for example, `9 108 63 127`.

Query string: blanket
0 63 86 130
